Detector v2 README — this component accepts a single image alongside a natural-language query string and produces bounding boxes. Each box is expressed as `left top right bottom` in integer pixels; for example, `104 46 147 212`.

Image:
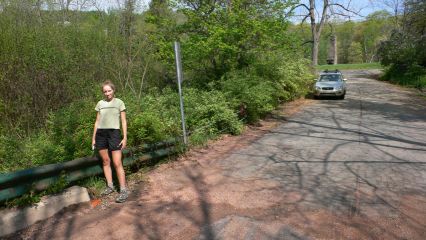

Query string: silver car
314 71 347 99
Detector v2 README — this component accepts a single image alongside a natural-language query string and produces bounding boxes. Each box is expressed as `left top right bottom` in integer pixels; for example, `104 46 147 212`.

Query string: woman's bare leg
111 150 126 190
99 149 113 187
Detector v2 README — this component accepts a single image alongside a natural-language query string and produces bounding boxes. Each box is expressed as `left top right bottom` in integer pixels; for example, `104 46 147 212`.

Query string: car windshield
319 74 341 82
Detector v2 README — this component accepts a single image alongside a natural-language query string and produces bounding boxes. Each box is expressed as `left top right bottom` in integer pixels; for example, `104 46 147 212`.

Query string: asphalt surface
5 70 426 240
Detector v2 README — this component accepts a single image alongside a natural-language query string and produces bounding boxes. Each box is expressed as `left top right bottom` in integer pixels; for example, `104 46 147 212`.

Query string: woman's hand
119 138 127 149
92 113 100 150
120 111 127 150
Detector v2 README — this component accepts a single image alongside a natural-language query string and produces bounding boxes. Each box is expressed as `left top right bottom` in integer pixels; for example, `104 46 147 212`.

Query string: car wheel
340 94 345 100
313 95 319 100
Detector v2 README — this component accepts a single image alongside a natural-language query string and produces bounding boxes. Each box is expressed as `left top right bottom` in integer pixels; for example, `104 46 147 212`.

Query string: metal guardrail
0 140 180 203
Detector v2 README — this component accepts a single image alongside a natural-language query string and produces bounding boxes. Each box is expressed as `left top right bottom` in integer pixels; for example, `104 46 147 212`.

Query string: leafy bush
183 88 243 144
381 63 426 89
22 133 66 167
220 52 314 122
0 135 23 172
0 97 98 173
377 1 426 89
274 55 314 99
221 70 279 122
0 133 66 173
127 90 181 145
128 87 243 146
46 99 95 161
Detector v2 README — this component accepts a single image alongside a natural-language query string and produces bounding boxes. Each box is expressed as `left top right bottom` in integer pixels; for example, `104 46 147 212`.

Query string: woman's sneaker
101 186 115 196
115 189 128 203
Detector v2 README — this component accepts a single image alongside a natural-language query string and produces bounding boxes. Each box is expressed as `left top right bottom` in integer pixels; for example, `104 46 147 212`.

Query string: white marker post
174 41 188 145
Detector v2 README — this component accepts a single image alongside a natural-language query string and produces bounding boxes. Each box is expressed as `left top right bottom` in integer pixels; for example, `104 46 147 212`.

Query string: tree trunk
333 35 337 64
312 36 320 66
36 0 43 24
310 0 317 65
309 0 328 66
327 23 337 65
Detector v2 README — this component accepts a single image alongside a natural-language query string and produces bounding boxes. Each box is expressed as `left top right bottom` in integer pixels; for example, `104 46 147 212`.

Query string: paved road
6 70 426 239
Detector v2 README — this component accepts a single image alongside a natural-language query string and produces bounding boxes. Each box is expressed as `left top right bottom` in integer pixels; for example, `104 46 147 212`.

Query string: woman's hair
102 80 116 92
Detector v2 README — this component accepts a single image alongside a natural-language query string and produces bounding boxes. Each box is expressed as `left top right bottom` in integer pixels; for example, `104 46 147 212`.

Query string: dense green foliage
378 0 426 88
0 0 314 173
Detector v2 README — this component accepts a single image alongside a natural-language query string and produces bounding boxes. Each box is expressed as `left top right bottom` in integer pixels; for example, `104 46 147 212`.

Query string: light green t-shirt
95 98 126 129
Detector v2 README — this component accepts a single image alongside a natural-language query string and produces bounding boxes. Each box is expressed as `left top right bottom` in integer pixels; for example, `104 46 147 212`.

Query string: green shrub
381 63 426 89
130 110 176 144
127 87 242 146
183 88 243 143
125 89 182 145
220 52 314 122
22 133 66 167
0 135 23 172
0 133 66 173
276 56 314 99
47 99 95 161
221 70 279 122
0 99 95 173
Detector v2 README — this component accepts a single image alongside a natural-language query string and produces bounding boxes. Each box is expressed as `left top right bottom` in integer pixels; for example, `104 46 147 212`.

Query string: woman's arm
92 112 100 147
120 111 127 149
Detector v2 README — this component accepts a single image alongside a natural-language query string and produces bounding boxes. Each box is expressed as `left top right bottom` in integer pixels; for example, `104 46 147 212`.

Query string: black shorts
95 129 122 151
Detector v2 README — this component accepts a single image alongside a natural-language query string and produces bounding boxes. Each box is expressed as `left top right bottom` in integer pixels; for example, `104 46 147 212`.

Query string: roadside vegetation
0 0 313 174
377 0 426 89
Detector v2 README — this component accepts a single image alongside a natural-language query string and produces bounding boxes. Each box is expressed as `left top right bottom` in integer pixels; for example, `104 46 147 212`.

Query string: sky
93 0 151 12
294 0 397 22
92 0 396 21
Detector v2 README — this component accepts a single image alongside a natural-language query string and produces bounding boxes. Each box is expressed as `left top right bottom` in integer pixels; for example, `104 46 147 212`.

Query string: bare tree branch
138 60 149 101
301 40 314 46
292 14 311 18
285 3 310 17
329 3 364 17
301 14 310 25
317 0 329 35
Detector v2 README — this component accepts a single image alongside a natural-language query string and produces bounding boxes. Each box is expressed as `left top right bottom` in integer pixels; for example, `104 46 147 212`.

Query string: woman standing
92 81 128 203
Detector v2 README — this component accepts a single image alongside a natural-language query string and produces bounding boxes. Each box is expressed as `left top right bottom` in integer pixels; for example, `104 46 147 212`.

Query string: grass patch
317 62 383 70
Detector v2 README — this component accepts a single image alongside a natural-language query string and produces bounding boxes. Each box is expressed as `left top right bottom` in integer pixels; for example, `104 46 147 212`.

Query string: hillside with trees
0 0 313 173
1 0 424 176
